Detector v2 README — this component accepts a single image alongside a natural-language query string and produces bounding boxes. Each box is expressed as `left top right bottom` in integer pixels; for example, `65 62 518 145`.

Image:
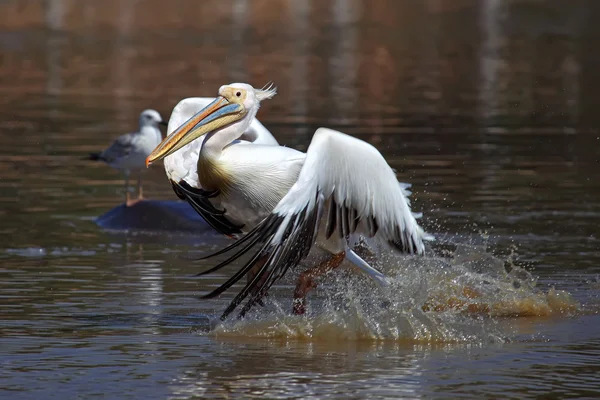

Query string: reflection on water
1 0 600 399
0 0 596 129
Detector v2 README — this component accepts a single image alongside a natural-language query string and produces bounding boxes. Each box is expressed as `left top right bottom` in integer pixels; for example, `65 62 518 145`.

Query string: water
1 0 600 398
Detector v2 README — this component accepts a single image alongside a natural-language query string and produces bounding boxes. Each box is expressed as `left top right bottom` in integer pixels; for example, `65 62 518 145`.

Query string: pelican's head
145 83 276 167
139 109 167 128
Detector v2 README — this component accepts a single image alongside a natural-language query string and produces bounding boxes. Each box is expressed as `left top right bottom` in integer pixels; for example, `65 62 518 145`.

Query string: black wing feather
198 192 323 321
220 245 283 319
235 198 323 319
198 189 422 320
171 180 243 237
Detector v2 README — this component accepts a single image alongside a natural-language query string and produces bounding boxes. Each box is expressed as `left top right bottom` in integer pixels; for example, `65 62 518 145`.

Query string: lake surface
1 0 600 398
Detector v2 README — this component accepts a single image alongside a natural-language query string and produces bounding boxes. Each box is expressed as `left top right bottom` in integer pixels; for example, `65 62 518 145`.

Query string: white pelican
162 96 279 237
146 83 433 320
88 109 166 206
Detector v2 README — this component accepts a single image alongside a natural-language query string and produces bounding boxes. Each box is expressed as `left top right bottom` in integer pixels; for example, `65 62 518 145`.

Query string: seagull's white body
93 109 164 173
147 83 433 319
89 109 165 205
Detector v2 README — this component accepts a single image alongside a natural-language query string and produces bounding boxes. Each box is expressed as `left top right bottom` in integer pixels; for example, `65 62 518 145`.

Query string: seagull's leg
124 170 131 205
137 173 144 200
292 251 345 315
125 170 141 207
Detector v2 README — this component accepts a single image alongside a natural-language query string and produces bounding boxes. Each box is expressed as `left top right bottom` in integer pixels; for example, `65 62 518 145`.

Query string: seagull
88 109 166 206
146 83 433 320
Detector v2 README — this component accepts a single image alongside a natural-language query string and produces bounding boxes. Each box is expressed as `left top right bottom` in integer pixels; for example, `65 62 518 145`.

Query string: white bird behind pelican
88 109 166 206
147 83 433 320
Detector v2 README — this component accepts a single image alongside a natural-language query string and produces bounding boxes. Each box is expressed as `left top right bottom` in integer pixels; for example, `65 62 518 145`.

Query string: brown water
1 0 600 398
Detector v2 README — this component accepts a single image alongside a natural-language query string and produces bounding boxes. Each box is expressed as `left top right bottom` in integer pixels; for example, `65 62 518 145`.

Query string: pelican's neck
197 118 251 192
199 116 252 161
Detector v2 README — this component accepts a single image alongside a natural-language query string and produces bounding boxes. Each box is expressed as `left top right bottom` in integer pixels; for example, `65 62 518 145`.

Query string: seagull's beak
145 96 244 167
159 120 168 127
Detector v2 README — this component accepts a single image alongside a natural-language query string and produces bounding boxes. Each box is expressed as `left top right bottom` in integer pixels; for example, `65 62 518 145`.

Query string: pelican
162 96 279 236
147 83 433 320
87 109 166 206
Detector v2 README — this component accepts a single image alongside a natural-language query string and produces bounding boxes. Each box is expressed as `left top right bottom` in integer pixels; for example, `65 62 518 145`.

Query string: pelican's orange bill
146 96 229 167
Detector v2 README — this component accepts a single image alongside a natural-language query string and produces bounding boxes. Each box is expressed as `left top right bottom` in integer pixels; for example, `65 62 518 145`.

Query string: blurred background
1 1 600 398
0 0 596 129
1 0 598 238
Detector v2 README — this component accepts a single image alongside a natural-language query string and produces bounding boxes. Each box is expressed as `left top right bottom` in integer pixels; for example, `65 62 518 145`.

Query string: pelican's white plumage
161 96 282 236
271 127 427 254
89 109 166 205
146 83 433 320
164 97 278 186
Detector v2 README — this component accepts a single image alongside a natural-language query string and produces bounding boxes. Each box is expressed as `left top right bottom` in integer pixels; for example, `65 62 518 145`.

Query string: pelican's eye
235 91 241 97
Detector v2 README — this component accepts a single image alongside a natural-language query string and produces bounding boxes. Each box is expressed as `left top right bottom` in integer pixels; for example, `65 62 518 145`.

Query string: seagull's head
145 83 276 167
139 109 167 128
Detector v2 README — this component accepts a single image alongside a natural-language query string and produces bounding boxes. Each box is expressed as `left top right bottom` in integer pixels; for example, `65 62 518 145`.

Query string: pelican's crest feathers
256 82 277 102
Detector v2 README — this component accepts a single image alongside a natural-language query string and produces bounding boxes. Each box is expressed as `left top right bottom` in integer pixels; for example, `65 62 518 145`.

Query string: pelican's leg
292 251 345 315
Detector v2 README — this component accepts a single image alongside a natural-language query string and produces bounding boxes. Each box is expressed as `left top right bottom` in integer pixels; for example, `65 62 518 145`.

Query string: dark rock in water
96 200 211 233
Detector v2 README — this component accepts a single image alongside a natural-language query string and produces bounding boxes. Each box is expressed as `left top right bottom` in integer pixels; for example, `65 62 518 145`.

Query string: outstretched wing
197 128 433 320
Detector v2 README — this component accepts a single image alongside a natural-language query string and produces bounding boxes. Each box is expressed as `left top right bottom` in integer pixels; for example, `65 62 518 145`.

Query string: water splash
206 244 578 344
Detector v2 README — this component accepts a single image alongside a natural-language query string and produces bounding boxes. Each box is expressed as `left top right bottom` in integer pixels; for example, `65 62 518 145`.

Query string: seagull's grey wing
100 133 136 163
